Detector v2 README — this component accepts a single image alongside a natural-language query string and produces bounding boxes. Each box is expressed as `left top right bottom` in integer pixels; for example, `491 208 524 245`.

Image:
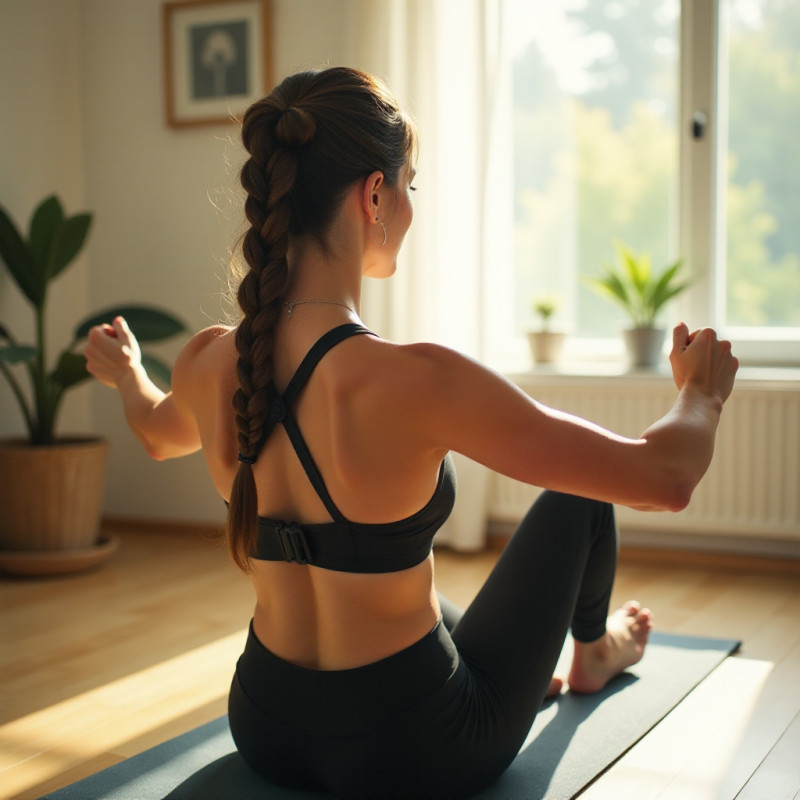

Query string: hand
83 316 143 389
669 322 738 404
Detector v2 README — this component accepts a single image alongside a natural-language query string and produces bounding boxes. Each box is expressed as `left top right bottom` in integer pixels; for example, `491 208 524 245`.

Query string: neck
285 239 363 317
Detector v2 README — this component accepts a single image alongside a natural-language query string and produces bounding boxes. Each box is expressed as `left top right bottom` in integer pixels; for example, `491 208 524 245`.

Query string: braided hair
227 67 416 570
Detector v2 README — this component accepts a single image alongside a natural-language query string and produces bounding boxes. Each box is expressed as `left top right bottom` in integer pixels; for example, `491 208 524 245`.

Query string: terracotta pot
622 327 666 368
527 331 566 365
0 437 108 551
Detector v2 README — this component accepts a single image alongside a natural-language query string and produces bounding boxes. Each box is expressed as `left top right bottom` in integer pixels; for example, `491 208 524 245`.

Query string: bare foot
567 601 652 694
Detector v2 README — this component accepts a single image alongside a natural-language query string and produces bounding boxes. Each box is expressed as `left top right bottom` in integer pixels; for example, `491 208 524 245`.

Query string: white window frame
680 0 800 367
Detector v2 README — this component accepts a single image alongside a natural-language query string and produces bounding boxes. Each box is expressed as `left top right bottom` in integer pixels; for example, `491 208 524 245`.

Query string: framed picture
162 0 271 128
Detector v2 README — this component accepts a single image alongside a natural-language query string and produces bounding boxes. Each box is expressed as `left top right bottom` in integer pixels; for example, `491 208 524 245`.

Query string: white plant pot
622 327 666 369
527 331 566 365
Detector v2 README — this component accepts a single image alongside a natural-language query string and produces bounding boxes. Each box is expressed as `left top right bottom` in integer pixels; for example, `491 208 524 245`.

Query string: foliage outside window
721 0 800 330
506 0 800 362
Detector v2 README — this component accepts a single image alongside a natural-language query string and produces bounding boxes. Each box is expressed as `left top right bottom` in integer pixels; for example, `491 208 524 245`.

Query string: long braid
227 96 313 570
225 68 416 571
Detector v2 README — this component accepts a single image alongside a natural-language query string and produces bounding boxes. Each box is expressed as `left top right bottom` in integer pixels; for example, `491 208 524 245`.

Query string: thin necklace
280 298 356 319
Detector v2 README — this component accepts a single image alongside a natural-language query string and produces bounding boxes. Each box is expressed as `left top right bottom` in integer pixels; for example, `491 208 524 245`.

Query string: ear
361 170 385 221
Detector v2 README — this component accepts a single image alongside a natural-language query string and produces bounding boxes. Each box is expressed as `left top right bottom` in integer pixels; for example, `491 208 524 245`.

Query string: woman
84 67 738 799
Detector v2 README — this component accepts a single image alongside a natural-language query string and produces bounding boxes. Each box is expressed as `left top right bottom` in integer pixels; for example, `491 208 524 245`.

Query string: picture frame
162 0 271 128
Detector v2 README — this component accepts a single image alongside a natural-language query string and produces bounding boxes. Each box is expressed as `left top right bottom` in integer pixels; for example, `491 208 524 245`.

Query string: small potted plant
0 195 186 572
527 294 566 366
585 241 689 368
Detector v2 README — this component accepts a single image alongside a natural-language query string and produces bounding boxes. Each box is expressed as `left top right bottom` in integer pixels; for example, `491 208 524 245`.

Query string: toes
546 675 564 699
631 612 653 641
636 608 653 630
622 602 652 627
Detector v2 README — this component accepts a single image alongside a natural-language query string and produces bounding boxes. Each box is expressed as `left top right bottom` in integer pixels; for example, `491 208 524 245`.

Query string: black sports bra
244 323 457 573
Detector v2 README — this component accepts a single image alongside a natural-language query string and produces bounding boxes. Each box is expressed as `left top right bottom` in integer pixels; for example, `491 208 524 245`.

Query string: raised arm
83 316 202 460
412 322 738 513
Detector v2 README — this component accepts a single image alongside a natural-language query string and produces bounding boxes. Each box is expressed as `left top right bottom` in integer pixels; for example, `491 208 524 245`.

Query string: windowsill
492 336 800 383
506 361 800 388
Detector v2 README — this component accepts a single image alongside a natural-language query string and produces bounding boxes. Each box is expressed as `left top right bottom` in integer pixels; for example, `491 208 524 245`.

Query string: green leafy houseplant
531 295 558 330
585 241 689 329
585 241 690 368
0 195 186 445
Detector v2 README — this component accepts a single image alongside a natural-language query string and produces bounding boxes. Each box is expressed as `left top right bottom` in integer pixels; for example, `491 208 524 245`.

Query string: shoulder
171 325 235 398
352 335 542 449
368 338 495 394
341 335 496 426
175 325 234 369
338 335 469 391
363 336 472 371
180 324 234 357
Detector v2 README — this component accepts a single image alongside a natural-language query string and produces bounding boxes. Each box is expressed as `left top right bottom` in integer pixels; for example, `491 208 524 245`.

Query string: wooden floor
1 524 799 800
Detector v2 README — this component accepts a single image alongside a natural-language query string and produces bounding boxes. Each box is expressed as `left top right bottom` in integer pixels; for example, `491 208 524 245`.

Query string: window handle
692 111 707 140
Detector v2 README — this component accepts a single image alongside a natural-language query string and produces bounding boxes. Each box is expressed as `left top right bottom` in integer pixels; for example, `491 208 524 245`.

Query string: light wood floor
1 524 799 800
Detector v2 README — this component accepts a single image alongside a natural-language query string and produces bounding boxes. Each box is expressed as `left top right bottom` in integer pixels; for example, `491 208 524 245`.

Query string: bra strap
281 323 373 407
247 324 374 462
282 413 345 522
249 323 375 519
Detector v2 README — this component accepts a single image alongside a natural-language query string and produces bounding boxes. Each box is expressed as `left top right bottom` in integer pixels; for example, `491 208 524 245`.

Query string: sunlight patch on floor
0 629 247 795
582 656 775 799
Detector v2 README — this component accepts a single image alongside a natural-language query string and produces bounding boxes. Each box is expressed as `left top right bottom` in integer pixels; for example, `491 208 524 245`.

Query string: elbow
658 477 696 513
140 436 172 462
145 445 170 462
638 447 709 512
633 474 695 513
141 437 197 461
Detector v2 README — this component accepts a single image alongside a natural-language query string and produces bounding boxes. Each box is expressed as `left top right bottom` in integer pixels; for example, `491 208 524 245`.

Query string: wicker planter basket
0 437 108 552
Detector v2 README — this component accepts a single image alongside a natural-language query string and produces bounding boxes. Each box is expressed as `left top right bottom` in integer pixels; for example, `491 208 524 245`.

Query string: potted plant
0 195 186 571
527 295 566 366
585 241 689 368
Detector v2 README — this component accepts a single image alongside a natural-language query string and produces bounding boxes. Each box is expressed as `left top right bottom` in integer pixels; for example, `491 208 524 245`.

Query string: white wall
0 0 91 438
1 0 351 523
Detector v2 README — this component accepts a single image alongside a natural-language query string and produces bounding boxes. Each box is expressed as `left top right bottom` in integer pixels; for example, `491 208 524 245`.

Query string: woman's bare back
183 324 446 670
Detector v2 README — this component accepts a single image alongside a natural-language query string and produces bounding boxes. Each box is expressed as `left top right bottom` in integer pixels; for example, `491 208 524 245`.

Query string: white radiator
488 370 800 546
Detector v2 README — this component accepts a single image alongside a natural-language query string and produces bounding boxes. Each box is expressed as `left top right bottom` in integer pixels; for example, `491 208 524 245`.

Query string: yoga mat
40 631 739 800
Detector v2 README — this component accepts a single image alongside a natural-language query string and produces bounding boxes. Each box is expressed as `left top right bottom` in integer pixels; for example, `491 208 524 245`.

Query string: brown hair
227 67 416 570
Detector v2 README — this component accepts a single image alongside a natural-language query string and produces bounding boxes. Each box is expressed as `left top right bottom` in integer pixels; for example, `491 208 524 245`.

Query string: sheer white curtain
345 0 513 549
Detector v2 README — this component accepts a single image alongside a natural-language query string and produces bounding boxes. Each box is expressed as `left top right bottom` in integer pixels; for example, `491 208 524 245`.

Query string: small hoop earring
376 219 387 247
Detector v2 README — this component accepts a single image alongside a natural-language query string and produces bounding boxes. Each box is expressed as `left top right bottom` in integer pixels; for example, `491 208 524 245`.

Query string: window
717 0 800 334
501 0 799 367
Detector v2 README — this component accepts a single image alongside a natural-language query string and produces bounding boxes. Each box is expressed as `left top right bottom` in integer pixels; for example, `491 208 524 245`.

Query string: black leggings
228 491 618 799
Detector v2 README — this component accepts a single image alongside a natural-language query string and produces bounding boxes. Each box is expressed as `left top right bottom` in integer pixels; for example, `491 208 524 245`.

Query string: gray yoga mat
40 631 739 800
